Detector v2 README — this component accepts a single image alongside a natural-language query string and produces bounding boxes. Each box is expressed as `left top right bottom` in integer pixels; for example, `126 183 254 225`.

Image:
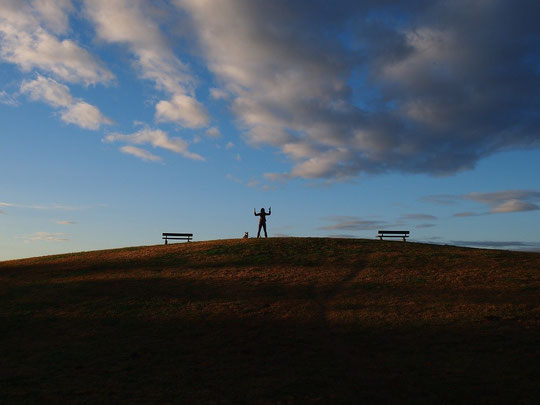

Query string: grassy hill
1 237 538 403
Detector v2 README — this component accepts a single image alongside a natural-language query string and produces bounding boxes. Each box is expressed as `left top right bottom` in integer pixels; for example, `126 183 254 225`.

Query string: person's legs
263 222 267 238
257 223 262 238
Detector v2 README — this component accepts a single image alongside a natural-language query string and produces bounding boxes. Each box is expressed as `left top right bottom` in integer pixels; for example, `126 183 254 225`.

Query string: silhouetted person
254 207 271 238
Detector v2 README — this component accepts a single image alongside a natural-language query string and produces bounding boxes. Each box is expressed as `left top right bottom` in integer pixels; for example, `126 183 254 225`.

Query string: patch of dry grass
1 238 538 403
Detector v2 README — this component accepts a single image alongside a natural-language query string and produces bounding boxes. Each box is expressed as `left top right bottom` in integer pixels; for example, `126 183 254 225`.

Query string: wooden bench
377 230 409 242
162 233 193 244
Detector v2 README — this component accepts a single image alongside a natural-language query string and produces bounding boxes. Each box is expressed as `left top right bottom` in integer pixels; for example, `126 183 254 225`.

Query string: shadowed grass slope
1 238 539 403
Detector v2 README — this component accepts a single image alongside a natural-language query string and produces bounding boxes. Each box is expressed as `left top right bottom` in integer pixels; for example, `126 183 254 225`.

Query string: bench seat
163 233 193 244
377 230 409 242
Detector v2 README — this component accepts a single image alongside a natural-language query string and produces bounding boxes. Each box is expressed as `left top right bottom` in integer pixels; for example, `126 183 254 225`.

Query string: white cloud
0 0 114 85
21 75 72 106
225 142 234 150
105 127 204 161
84 0 208 128
119 145 162 162
155 94 208 128
60 101 111 130
20 75 111 129
56 220 76 225
290 149 353 179
32 0 74 34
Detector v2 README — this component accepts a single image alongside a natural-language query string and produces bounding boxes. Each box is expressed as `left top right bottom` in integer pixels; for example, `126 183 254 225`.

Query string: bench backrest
163 233 193 237
378 230 409 235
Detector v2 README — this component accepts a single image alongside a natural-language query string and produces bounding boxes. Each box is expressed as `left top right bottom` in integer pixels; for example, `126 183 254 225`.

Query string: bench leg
165 238 168 245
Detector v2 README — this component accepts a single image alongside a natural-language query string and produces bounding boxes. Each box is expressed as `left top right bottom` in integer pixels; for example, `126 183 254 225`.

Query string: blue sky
1 0 539 261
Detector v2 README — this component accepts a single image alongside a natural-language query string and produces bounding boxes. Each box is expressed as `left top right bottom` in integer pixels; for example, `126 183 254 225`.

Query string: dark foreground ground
1 238 539 403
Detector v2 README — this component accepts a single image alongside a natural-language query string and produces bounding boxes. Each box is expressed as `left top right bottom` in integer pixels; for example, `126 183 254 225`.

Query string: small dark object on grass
243 232 249 239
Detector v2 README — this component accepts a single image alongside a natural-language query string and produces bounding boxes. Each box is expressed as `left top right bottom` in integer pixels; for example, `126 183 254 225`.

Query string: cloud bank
2 1 539 174
176 0 540 180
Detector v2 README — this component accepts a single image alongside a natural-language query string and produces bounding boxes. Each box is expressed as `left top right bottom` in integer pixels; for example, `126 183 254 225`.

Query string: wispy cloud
105 127 204 161
226 173 242 184
319 216 387 231
205 127 221 138
326 234 357 239
0 90 18 106
452 212 477 217
0 201 83 211
465 190 540 213
56 220 76 225
209 87 230 100
119 145 162 162
21 232 70 242
422 194 460 205
21 75 111 130
246 179 260 188
225 173 275 191
401 213 437 221
426 189 540 215
490 200 538 213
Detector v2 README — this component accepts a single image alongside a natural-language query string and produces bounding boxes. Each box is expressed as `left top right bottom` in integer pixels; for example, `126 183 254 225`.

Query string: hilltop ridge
1 238 538 403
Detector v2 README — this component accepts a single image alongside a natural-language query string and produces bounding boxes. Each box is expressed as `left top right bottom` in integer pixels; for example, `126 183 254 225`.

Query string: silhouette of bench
377 230 409 242
162 233 193 244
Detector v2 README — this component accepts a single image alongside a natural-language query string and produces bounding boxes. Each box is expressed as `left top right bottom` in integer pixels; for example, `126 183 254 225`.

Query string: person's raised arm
268 207 271 215
254 208 258 216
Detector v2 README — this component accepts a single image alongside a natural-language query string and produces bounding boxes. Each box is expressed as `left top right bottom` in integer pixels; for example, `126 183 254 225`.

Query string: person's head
261 208 265 213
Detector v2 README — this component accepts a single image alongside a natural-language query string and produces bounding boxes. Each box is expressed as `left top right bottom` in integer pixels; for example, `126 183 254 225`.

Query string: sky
1 0 539 261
